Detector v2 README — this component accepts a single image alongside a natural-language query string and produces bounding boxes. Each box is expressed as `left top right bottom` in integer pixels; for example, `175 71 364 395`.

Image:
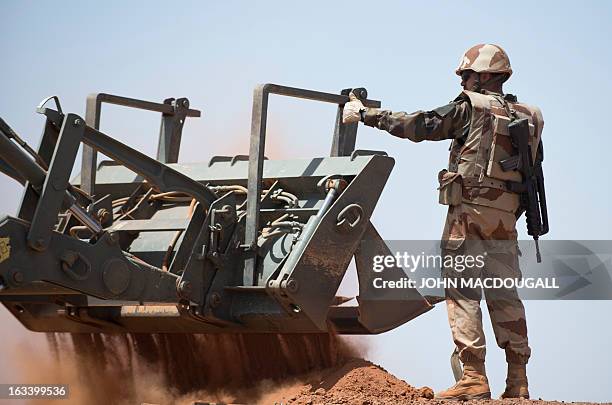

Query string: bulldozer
0 84 435 335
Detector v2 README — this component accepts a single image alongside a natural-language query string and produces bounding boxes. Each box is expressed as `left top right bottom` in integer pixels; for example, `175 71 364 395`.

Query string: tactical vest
438 90 544 213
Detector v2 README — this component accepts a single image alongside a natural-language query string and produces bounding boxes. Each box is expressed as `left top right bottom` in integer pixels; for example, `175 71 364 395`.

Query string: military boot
500 362 529 399
435 361 491 400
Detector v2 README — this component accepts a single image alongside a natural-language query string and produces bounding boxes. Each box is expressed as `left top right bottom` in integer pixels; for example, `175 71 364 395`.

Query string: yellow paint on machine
0 237 10 264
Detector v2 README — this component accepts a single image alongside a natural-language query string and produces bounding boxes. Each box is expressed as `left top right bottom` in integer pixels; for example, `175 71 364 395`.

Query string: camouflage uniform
363 86 543 366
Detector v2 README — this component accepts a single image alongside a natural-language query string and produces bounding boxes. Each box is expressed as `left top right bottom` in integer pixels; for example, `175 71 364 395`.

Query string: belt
462 176 524 193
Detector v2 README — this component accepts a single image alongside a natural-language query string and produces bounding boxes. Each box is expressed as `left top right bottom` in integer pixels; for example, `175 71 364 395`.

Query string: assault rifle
501 118 549 262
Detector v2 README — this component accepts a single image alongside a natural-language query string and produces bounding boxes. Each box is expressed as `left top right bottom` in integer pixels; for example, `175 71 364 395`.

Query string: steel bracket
27 114 85 251
243 84 381 286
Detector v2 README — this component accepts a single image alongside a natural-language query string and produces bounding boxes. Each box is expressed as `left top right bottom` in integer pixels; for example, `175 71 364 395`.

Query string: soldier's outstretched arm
362 100 471 142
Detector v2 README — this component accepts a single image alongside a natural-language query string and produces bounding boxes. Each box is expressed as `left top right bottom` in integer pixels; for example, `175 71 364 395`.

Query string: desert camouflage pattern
364 90 544 216
440 201 518 251
440 91 541 365
363 88 542 366
456 44 513 77
447 90 544 215
442 205 531 365
445 262 531 365
363 100 471 142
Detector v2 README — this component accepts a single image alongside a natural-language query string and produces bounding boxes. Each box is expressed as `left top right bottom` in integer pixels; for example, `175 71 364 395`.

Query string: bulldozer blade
354 222 432 333
0 86 440 336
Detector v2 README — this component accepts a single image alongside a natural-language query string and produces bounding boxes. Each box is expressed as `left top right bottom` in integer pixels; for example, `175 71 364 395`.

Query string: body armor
440 90 544 214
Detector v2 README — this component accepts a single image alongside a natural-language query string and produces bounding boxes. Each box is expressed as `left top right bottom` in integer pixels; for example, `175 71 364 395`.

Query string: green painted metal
0 86 434 335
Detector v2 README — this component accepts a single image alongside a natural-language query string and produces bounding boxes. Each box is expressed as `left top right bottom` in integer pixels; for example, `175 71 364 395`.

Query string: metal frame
81 93 201 195
0 85 437 335
242 84 381 285
28 115 85 251
1 109 217 249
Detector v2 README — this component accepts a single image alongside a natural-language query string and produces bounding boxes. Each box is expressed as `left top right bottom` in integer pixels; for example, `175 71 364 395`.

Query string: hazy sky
1 1 611 402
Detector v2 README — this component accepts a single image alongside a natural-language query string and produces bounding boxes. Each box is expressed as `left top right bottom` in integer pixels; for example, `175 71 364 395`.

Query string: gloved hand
342 92 366 124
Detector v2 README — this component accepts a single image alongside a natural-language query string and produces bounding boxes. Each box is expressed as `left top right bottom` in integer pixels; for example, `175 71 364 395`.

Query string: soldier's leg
445 283 486 363
483 250 531 398
436 247 491 400
436 205 491 399
439 206 488 363
483 250 531 365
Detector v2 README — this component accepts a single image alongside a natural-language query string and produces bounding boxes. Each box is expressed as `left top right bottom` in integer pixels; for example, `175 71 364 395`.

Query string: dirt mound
263 357 434 405
12 330 434 404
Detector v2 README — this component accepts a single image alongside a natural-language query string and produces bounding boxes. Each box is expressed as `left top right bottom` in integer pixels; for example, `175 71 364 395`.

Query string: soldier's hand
342 92 366 124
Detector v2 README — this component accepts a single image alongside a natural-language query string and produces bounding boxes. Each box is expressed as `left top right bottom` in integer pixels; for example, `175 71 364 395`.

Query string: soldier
343 44 543 400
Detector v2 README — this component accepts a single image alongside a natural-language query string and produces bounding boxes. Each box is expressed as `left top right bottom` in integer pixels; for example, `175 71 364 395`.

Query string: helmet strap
473 74 482 93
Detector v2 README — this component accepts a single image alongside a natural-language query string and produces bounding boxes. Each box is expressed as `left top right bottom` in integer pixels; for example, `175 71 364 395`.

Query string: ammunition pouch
437 169 463 206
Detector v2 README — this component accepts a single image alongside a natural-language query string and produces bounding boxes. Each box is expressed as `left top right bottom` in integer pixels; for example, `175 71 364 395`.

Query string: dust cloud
1 311 361 405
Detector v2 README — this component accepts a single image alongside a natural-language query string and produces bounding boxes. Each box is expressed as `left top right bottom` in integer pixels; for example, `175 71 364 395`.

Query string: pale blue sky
1 1 611 402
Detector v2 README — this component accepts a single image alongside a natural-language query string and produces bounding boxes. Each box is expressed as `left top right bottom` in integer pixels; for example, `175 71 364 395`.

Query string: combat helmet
456 44 512 79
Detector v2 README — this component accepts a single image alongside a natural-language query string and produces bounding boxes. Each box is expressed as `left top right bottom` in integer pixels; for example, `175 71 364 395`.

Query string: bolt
209 292 222 308
31 238 45 251
286 278 299 293
12 271 24 284
196 244 207 260
182 99 189 108
73 118 83 127
60 251 79 267
106 232 119 246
